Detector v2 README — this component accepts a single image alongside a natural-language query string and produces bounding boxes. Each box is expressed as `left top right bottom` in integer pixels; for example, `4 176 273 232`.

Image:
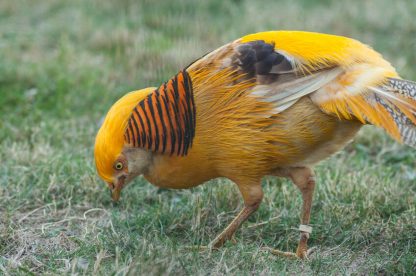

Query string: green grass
1 0 415 274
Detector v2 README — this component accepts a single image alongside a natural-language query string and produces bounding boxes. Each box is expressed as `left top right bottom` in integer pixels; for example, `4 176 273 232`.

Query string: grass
1 0 415 274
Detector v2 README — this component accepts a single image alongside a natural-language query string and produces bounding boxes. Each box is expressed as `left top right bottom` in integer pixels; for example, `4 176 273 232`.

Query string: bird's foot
183 236 237 252
262 246 316 260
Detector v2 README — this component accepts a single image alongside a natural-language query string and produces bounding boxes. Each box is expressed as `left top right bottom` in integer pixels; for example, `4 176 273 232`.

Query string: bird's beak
111 176 125 202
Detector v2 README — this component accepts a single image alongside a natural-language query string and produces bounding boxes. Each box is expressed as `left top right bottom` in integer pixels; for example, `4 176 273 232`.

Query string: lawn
1 0 415 274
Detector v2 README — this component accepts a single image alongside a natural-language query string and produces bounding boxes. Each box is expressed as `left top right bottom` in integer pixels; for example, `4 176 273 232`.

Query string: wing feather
251 68 342 113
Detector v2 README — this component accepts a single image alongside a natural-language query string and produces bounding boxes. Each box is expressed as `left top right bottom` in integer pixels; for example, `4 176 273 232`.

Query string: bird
94 31 416 259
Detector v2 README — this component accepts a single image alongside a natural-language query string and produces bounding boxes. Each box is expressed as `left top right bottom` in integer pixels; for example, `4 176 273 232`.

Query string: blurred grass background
0 0 415 274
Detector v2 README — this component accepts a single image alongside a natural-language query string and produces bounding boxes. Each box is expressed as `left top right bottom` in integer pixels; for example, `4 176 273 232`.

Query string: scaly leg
266 167 316 259
209 182 264 249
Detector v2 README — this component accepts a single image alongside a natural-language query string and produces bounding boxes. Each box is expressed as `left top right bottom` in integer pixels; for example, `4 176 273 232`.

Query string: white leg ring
299 224 312 234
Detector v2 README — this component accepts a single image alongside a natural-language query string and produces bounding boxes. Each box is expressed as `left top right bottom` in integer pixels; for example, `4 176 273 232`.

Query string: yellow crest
94 88 155 183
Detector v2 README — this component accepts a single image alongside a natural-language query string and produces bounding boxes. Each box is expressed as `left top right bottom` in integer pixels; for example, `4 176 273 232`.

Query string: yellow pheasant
94 31 416 258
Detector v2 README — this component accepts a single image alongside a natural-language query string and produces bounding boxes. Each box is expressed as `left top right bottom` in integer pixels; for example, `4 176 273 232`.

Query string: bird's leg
293 167 316 258
266 167 316 259
209 182 263 249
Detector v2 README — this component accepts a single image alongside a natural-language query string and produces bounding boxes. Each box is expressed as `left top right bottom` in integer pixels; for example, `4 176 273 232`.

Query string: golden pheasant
94 31 416 258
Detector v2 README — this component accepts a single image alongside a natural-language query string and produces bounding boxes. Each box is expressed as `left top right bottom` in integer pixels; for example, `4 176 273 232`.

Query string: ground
1 0 415 274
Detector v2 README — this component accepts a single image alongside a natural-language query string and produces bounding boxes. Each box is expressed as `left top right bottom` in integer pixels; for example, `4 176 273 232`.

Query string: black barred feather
124 70 196 155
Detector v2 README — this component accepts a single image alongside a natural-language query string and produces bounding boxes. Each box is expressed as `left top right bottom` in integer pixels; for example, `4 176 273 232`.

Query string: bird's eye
114 161 123 170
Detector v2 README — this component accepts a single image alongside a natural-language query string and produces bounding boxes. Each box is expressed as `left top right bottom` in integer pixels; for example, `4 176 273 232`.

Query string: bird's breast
144 152 218 189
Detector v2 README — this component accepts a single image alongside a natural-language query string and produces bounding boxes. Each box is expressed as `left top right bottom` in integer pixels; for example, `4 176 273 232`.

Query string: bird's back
180 31 415 180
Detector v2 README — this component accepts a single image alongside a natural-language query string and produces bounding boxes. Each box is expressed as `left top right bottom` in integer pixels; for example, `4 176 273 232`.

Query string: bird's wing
231 39 344 113
187 34 349 115
189 32 359 115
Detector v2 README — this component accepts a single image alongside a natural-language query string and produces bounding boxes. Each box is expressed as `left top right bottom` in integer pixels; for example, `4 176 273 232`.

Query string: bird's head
94 87 155 201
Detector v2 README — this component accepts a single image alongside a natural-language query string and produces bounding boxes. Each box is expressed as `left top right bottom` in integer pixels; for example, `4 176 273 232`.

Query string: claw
262 247 298 259
306 246 316 256
182 237 238 253
262 246 315 260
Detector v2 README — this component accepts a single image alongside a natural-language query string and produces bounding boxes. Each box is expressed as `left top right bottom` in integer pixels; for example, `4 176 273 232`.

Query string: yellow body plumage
95 30 416 192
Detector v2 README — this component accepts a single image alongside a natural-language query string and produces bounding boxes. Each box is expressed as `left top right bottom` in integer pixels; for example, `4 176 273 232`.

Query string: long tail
316 78 416 148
